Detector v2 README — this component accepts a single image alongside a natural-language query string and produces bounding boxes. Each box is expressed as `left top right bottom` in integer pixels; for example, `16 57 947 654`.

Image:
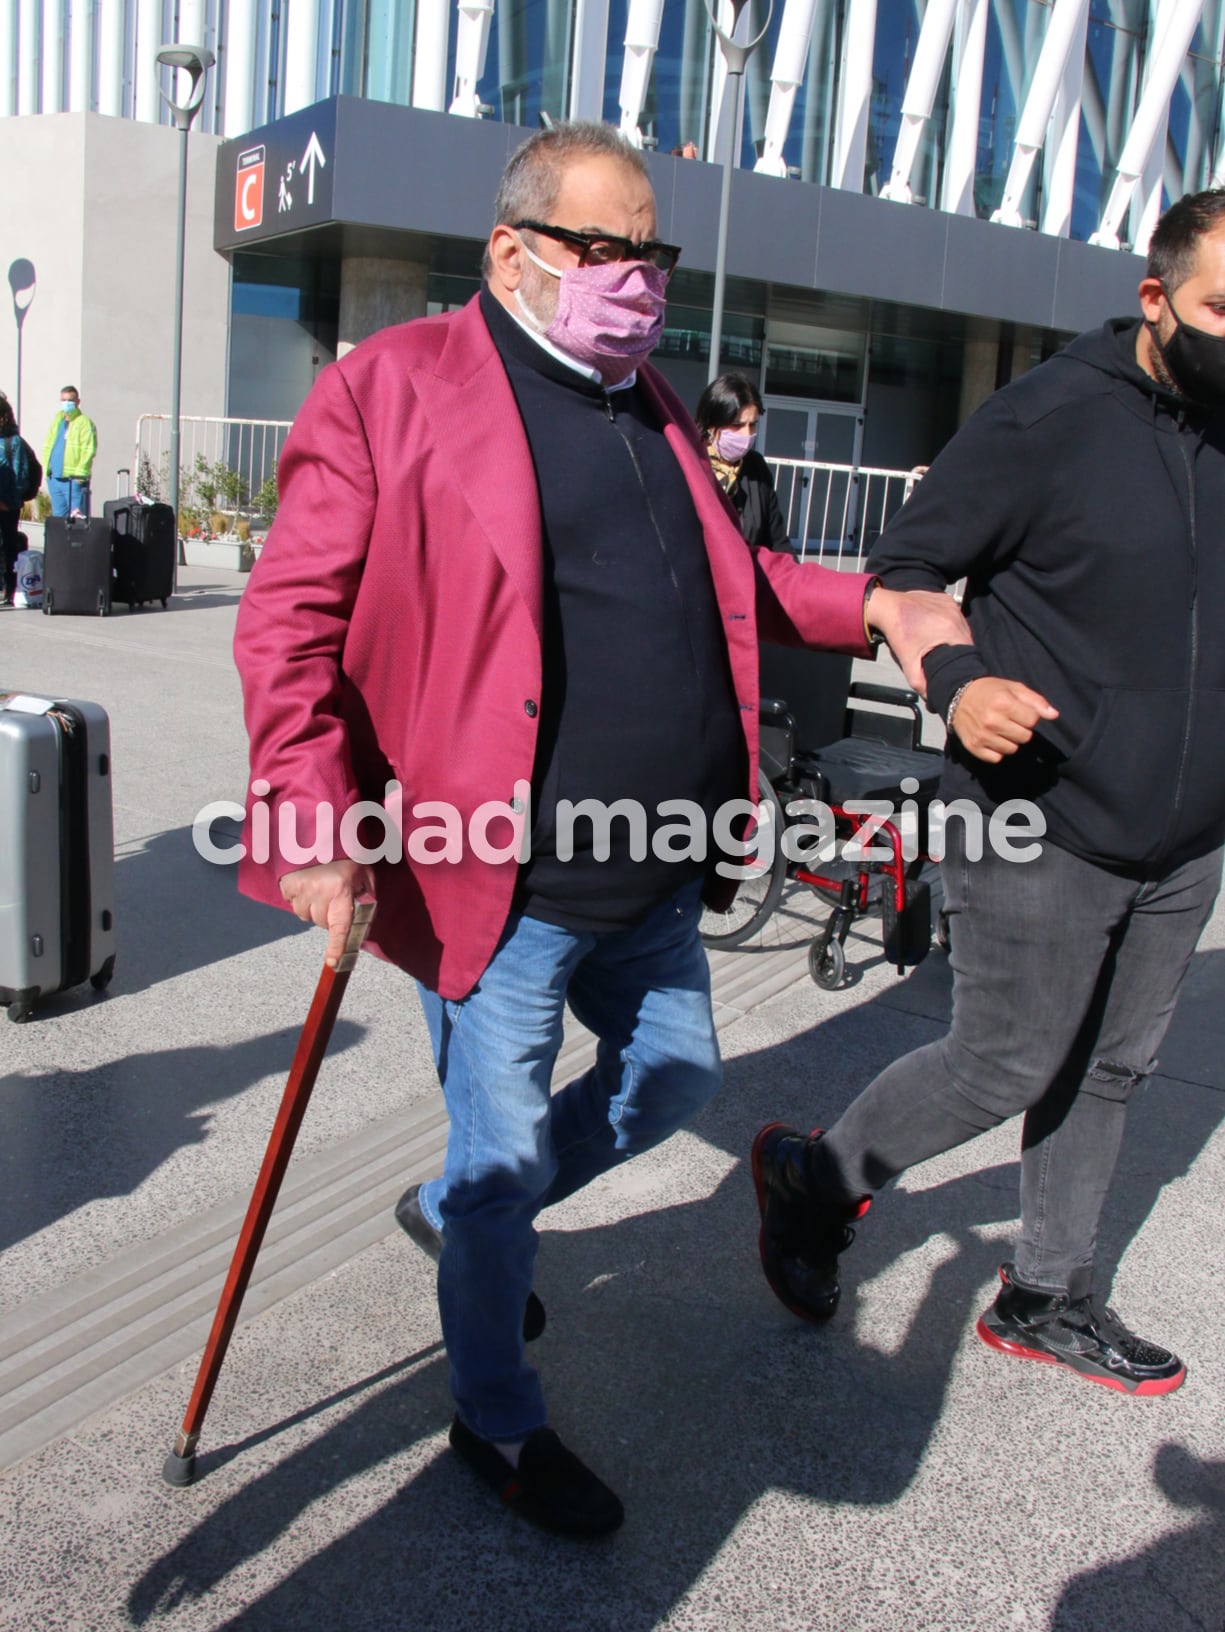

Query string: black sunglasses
513 220 682 279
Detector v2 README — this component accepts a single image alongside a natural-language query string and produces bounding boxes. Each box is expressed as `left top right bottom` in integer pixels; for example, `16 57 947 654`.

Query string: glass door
760 399 863 560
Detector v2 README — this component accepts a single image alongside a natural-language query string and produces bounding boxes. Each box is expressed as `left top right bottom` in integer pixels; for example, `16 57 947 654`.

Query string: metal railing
131 416 919 567
766 458 925 571
133 415 293 537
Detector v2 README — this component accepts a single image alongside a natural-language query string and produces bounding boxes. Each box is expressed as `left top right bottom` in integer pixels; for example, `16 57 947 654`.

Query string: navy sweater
481 288 742 930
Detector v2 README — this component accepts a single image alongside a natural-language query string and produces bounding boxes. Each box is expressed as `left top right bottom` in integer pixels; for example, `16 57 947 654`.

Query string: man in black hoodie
752 188 1225 1396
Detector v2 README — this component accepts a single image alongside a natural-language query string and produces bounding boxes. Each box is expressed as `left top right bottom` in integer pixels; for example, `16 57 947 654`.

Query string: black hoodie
870 317 1225 875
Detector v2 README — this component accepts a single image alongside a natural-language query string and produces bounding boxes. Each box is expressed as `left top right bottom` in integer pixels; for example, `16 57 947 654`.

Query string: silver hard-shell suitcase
0 694 116 1021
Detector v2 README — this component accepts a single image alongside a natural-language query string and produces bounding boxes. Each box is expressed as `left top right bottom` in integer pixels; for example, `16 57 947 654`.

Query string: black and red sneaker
750 1123 869 1323
976 1263 1186 1396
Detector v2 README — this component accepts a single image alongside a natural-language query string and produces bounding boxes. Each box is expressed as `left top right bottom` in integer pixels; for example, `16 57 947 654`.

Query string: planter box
180 538 255 572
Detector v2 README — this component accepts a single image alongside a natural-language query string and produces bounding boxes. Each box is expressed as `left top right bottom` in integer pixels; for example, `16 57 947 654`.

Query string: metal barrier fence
133 415 293 538
133 415 918 564
766 459 924 570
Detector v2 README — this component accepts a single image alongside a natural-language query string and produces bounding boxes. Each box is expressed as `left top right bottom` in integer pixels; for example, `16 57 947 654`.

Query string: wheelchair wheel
809 938 846 990
700 770 788 949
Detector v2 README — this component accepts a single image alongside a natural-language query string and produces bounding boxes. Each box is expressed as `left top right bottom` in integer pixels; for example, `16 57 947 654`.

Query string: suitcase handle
116 468 131 499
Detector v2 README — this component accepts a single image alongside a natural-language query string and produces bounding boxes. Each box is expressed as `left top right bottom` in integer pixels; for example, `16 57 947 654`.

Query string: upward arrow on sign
301 131 328 206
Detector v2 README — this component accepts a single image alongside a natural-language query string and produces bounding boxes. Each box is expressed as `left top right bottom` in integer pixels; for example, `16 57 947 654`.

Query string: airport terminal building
3 1 1224 491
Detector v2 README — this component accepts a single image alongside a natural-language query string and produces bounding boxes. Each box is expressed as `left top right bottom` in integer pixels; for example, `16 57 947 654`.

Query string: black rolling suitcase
43 516 113 616
0 693 116 1022
104 470 175 608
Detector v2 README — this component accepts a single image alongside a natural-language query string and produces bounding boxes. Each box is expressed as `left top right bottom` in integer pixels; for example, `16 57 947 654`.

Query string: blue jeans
417 881 720 1441
47 476 90 517
816 827 1222 1299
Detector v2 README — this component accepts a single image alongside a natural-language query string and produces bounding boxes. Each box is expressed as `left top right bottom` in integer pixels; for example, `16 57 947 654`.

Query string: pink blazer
234 295 871 998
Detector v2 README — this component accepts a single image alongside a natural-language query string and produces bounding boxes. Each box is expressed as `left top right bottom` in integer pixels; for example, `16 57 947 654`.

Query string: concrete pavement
2 570 1224 1632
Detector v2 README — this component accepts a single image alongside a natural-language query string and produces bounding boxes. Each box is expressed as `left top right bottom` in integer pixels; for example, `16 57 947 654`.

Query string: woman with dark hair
694 372 790 552
0 391 37 605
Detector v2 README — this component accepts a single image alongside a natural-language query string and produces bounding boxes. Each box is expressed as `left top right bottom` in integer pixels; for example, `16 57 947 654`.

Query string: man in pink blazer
234 121 971 1536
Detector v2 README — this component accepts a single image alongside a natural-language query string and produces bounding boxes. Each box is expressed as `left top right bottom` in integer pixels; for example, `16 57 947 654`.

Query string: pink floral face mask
516 241 668 385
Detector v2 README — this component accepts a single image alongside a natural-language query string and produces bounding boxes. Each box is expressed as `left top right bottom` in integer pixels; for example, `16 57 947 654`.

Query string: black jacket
870 317 1225 874
723 449 790 552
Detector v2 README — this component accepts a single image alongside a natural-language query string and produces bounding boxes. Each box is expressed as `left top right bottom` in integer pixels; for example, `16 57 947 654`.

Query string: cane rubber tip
162 1449 197 1487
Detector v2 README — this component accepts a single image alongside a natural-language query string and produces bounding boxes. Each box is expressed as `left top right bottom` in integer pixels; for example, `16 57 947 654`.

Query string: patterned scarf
706 445 742 495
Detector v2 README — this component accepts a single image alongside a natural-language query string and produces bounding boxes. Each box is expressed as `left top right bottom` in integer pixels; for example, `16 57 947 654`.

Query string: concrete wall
0 113 229 498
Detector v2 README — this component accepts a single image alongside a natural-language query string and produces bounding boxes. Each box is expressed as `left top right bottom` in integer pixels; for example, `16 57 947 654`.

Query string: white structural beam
0 0 15 116
1091 0 1202 248
97 0 124 115
67 0 88 109
283 0 320 114
991 0 1090 227
41 0 62 111
618 0 664 147
450 0 494 116
1129 0 1179 256
1039 0 1089 236
755 0 819 177
830 0 877 189
224 0 257 133
413 0 450 110
941 0 988 214
881 0 958 203
17 0 35 110
569 0 610 120
134 0 159 120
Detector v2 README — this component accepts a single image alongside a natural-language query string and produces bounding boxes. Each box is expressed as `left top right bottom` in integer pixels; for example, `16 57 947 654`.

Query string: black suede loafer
448 1416 624 1537
394 1184 547 1343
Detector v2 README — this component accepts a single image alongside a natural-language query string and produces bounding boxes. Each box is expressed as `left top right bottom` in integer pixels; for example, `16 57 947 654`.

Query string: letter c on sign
234 147 265 232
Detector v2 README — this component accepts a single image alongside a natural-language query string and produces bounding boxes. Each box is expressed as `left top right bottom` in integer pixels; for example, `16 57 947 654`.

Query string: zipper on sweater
605 398 704 676
1162 431 1200 865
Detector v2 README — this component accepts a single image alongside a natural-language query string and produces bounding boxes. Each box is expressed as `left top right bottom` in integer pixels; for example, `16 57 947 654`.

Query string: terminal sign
234 145 265 232
215 99 338 252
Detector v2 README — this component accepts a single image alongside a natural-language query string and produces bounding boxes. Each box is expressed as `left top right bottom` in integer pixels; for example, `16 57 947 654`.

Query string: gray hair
483 121 651 276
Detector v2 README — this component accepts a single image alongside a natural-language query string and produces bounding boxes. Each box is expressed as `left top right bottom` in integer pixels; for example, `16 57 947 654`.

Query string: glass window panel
365 0 416 106
865 0 953 203
603 0 715 154
473 0 574 126
745 0 841 180
974 0 1051 222
1167 6 1225 201
1071 3 1145 242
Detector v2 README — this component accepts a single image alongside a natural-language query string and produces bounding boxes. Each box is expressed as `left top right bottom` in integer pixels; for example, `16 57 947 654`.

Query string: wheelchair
700 644 945 989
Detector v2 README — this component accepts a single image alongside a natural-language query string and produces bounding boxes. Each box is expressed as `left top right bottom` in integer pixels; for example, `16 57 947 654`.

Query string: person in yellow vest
42 385 97 517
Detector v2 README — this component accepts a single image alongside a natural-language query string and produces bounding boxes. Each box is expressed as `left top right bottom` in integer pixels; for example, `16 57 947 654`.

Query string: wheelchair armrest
847 681 923 751
849 681 921 709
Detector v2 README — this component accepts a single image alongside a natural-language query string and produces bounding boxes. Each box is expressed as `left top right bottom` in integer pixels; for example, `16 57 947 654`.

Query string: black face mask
1152 288 1225 407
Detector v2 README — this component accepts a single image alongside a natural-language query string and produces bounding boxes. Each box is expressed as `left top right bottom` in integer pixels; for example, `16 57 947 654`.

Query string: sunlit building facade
4 1 1224 477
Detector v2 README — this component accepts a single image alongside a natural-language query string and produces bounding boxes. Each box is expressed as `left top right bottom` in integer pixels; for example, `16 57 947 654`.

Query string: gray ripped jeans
814 823 1222 1298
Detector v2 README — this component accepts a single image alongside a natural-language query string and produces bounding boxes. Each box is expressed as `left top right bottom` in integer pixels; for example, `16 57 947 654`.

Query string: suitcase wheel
161 598 169 609
7 1000 34 1024
90 955 116 993
43 589 53 614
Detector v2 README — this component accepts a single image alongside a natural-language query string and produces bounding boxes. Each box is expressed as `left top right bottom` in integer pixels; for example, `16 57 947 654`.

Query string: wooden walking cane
162 898 376 1487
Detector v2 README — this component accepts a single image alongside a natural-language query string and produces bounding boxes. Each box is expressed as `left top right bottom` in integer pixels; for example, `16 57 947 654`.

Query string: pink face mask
713 427 756 462
517 242 668 385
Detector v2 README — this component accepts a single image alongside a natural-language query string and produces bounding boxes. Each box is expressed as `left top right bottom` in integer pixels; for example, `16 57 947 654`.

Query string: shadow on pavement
0 1020 364 1254
1048 1443 1225 1630
124 945 1225 1631
111 824 302 995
